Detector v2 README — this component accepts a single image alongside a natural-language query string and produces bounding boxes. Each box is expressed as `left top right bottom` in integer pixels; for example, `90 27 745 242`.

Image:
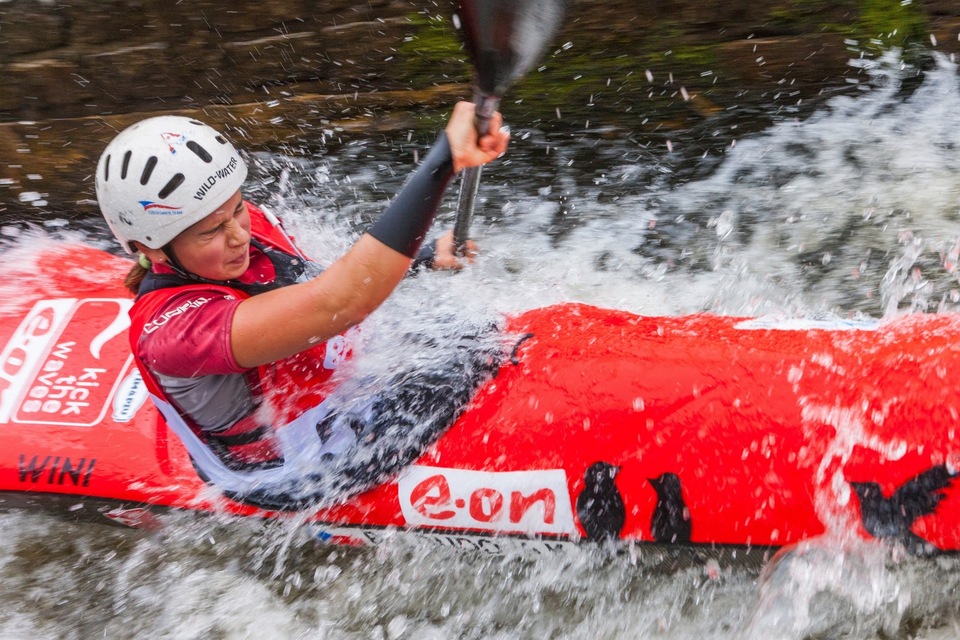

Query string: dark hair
124 260 148 296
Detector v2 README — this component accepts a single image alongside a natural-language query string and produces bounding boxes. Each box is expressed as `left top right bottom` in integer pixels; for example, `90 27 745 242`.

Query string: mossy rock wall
1 0 958 218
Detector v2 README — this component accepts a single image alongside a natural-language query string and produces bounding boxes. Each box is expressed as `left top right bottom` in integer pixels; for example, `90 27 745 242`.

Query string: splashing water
656 51 960 319
4 53 960 639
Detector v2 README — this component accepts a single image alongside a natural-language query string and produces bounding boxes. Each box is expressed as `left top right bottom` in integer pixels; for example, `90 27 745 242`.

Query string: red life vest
128 203 351 469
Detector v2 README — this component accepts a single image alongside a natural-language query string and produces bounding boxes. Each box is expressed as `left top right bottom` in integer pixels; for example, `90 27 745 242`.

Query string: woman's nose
226 220 250 246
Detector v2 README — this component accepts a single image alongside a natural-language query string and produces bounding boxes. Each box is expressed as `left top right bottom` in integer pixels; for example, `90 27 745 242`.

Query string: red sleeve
137 289 247 377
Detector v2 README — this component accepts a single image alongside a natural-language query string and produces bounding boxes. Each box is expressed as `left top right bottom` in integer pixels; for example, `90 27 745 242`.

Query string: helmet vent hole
158 173 185 199
215 135 227 145
121 151 132 180
140 156 158 185
103 155 111 181
187 141 213 163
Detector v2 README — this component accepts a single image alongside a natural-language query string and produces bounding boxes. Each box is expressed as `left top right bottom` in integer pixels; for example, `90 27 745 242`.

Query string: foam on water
263 54 960 326
4 53 960 639
658 51 960 318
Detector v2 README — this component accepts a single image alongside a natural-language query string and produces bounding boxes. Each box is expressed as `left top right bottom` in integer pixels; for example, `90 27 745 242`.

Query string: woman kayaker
94 102 509 507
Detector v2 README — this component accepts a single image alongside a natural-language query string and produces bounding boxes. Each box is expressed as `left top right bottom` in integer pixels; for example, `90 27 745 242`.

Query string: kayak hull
1 244 959 556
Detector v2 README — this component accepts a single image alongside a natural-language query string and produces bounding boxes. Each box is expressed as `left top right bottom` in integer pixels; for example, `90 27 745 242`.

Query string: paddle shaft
453 92 500 251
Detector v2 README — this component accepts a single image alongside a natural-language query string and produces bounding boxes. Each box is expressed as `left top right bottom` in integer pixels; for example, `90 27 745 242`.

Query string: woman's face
166 190 251 281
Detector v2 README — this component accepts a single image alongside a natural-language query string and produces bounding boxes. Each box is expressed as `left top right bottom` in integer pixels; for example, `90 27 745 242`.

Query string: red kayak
1 243 958 557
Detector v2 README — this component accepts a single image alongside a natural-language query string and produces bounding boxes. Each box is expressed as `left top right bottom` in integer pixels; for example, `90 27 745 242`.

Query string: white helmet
95 116 248 254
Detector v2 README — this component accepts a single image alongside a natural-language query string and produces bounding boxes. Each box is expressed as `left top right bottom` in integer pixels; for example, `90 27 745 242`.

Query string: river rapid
2 51 960 639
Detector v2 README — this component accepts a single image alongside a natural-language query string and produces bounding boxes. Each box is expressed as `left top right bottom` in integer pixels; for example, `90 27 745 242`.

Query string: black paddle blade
456 0 570 98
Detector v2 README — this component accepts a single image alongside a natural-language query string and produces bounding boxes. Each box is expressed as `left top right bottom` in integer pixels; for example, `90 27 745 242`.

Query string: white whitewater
2 52 960 639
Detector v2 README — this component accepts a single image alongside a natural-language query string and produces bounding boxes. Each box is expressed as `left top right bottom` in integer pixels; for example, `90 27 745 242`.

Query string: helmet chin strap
160 245 200 281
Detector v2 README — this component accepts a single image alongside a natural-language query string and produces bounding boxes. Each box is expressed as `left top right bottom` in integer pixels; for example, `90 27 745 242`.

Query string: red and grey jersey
129 203 351 470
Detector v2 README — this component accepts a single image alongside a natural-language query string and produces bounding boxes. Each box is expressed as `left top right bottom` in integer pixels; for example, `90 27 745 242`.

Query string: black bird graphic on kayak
850 464 958 557
649 472 692 544
576 461 626 541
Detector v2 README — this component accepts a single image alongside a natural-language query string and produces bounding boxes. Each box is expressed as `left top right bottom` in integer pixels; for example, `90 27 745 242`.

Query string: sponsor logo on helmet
161 132 187 154
194 156 240 201
139 201 184 215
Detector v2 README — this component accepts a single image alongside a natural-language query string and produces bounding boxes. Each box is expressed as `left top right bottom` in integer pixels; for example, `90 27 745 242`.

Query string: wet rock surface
1 0 958 219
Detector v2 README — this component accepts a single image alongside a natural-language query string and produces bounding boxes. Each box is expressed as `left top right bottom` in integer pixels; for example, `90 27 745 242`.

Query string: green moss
729 0 926 54
395 11 471 87
392 9 729 127
493 23 724 128
767 0 857 31
857 0 928 51
392 0 932 133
